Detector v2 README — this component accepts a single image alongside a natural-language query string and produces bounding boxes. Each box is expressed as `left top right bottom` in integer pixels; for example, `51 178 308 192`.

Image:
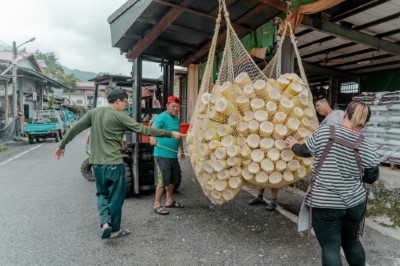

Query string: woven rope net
187 1 319 204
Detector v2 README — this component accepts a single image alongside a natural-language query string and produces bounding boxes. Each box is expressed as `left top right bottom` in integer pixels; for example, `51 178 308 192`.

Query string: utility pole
8 37 35 134
12 41 18 117
4 80 9 123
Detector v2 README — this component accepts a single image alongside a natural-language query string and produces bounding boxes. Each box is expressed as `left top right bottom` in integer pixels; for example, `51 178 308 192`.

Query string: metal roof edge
107 0 141 24
18 67 69 89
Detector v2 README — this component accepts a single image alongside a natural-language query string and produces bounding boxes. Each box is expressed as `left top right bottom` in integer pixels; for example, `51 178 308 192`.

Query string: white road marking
0 143 45 166
243 185 299 224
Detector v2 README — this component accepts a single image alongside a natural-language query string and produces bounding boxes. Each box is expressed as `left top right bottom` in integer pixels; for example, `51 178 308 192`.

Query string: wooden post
281 36 294 74
186 64 198 123
18 80 24 134
329 76 340 109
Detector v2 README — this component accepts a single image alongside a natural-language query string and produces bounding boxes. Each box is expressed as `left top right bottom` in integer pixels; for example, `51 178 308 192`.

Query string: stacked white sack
355 91 400 164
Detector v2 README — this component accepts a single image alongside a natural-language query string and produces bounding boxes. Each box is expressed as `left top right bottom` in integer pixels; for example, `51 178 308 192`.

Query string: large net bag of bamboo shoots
257 23 320 188
187 1 253 204
187 1 318 204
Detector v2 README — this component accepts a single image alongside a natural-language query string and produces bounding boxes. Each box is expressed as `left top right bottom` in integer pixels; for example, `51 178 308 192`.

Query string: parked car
24 110 63 144
57 110 75 135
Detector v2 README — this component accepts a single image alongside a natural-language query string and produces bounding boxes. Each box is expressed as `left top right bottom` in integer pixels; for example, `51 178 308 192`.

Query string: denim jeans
312 201 366 266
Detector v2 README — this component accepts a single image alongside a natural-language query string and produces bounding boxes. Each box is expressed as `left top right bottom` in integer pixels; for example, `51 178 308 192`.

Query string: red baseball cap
167 96 181 104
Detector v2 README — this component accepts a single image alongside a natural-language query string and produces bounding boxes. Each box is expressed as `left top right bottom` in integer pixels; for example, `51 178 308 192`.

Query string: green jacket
59 107 172 164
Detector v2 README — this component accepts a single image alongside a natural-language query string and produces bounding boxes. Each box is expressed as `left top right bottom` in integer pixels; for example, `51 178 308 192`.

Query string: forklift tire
55 132 60 142
174 166 182 193
125 164 133 198
28 135 34 144
81 158 95 182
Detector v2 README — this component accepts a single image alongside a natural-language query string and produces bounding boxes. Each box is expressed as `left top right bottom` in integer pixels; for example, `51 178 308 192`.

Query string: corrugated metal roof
108 0 400 81
0 50 37 64
0 50 43 74
0 50 68 89
77 82 95 88
297 0 400 78
108 0 283 65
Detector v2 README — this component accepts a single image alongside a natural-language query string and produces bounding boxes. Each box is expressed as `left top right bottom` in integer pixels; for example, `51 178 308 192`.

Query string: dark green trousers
93 164 126 232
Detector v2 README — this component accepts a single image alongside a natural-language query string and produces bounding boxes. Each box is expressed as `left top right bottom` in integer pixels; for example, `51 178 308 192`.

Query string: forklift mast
129 55 175 194
90 63 174 196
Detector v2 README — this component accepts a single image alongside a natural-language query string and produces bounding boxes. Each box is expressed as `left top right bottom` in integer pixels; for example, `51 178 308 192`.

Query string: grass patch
0 145 8 153
290 179 400 227
290 179 308 192
366 183 400 227
15 137 28 142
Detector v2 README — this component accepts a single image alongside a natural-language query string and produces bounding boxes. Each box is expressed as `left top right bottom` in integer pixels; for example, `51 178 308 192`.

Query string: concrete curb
244 184 400 242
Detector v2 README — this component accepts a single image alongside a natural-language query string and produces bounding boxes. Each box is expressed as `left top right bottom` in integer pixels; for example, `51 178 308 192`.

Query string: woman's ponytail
345 101 371 129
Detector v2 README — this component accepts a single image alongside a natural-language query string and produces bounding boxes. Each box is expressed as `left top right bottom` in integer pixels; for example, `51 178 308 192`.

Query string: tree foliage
35 50 78 92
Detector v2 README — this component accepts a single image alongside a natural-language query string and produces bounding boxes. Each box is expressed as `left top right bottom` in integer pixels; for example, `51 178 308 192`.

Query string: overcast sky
0 0 162 78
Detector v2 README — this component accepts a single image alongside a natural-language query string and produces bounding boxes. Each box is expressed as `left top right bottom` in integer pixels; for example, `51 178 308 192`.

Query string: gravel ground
0 133 399 265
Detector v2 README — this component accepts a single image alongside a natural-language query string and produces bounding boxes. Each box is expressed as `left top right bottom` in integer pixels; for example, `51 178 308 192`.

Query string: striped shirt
305 126 380 209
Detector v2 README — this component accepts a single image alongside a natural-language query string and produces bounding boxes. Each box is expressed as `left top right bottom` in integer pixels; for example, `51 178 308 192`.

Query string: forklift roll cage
91 56 175 195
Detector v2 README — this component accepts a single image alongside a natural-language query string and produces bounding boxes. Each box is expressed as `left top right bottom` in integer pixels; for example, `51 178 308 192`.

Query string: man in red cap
150 96 185 215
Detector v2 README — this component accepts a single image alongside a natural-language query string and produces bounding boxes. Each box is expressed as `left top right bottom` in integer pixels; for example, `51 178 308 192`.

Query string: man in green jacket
54 89 184 239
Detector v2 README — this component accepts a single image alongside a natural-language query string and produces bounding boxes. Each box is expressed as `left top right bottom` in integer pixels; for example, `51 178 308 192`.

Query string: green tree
35 50 78 93
48 95 56 109
60 73 77 92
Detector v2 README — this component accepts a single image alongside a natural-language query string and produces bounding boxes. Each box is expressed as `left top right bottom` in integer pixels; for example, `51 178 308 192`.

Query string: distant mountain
62 65 98 82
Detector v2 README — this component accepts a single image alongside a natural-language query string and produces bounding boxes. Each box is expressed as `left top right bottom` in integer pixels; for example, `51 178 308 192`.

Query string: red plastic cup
141 121 150 143
180 123 190 134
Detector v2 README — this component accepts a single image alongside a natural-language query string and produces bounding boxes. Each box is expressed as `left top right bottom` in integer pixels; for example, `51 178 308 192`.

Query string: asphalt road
1 131 399 266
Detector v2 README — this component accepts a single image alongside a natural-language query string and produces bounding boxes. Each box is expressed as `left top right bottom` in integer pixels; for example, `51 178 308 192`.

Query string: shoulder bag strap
329 131 367 237
305 125 335 238
310 126 336 182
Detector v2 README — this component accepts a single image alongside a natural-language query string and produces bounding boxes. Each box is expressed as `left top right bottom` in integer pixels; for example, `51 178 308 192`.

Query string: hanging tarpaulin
360 69 400 92
255 22 276 49
199 21 278 84
0 117 18 144
279 0 345 35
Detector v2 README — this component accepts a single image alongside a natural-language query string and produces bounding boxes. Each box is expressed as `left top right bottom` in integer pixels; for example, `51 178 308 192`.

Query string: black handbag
362 166 379 184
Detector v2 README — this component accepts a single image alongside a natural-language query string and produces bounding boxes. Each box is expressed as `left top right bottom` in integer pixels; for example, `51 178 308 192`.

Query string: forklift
83 56 177 197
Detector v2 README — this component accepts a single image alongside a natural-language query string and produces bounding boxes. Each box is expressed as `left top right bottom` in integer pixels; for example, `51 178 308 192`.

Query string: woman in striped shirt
286 101 380 266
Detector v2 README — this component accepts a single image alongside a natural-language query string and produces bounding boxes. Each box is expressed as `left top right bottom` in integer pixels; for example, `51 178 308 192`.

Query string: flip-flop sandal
154 206 169 215
101 227 112 239
165 201 184 208
109 229 130 239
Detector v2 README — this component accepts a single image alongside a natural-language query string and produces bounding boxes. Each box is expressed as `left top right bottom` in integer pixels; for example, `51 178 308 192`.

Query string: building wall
63 93 88 108
96 96 108 107
187 64 199 123
0 83 13 110
174 76 180 97
21 79 40 119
